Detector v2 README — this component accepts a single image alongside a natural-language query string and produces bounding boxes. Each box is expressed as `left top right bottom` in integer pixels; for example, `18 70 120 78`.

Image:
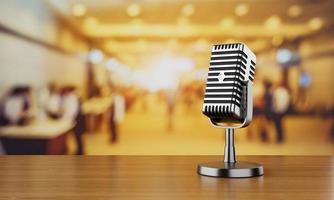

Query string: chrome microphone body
202 43 256 124
198 43 264 178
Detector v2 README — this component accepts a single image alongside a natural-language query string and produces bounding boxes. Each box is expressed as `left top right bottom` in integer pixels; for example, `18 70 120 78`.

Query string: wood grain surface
0 156 333 200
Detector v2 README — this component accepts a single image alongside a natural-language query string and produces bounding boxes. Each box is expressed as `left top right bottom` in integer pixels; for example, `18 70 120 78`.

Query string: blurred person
123 87 137 112
0 94 6 153
272 84 290 143
160 89 177 132
330 117 334 141
140 90 149 113
2 86 32 126
296 70 311 107
45 84 62 119
262 81 273 142
182 84 196 113
61 86 85 155
0 93 7 126
263 81 290 143
109 87 125 143
248 79 266 140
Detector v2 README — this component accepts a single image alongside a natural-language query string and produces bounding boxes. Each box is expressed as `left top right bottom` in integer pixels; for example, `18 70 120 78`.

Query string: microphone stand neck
224 128 236 163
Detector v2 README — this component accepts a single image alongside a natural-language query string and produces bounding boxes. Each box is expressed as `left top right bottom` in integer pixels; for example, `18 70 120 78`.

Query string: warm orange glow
71 3 87 17
288 4 302 17
265 15 281 30
0 0 333 156
127 3 141 17
308 17 324 31
235 3 249 17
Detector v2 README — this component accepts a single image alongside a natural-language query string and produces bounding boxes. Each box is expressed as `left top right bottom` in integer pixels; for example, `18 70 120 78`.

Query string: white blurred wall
0 0 88 97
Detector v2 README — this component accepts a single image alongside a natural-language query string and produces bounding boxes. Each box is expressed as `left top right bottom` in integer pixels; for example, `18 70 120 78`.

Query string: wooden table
0 120 74 154
0 156 332 200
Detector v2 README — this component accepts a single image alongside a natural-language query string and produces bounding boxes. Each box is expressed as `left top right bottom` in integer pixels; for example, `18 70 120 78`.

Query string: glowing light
134 57 195 92
72 3 87 17
308 17 324 30
235 3 249 17
265 15 281 30
194 69 208 80
127 3 141 17
288 5 302 17
299 72 311 88
109 61 133 86
89 49 104 64
182 4 195 17
220 18 235 28
276 48 292 65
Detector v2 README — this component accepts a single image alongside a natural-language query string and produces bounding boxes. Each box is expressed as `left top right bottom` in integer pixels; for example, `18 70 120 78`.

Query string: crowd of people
0 83 128 155
0 75 331 155
0 84 86 154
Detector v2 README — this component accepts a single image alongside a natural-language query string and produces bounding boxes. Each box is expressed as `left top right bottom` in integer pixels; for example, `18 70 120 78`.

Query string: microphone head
202 43 256 124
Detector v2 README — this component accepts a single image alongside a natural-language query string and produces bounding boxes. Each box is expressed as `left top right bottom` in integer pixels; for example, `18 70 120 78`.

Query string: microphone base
198 161 264 178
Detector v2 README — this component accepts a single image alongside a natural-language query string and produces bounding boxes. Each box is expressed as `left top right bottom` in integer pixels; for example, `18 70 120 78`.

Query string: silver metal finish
198 161 264 178
202 43 256 123
197 127 264 178
199 83 264 178
224 128 235 163
198 43 264 178
209 81 253 129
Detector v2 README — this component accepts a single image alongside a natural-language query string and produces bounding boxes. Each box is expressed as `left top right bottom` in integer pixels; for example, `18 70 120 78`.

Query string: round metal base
198 161 264 178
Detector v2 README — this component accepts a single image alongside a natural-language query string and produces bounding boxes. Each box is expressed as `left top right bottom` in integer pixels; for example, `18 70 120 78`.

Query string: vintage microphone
198 43 264 178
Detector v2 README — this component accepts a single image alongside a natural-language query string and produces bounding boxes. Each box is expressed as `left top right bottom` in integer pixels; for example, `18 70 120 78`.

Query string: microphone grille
202 43 256 121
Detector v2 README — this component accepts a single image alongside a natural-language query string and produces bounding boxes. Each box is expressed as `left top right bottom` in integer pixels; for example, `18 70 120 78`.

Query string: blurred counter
82 96 112 115
0 120 74 155
0 120 74 139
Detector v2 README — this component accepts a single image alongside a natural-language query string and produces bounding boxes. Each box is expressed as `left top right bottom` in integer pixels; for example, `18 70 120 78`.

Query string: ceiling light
72 3 87 17
265 15 281 30
127 3 141 17
288 5 302 17
89 49 104 64
220 18 235 28
276 48 293 65
235 3 249 17
308 17 324 30
182 4 195 17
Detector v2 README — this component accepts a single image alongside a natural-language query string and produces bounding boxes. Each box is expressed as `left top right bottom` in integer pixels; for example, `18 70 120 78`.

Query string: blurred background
0 0 333 155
